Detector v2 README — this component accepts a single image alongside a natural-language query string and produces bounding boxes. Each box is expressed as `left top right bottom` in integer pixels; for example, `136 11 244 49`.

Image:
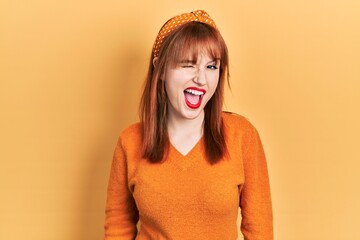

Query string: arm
104 137 139 240
240 127 273 240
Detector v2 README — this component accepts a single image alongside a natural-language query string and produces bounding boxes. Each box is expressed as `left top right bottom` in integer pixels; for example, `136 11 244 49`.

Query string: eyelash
181 65 219 70
207 65 218 70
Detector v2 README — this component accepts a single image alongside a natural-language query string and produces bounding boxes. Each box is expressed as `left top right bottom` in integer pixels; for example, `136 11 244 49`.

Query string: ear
152 57 158 68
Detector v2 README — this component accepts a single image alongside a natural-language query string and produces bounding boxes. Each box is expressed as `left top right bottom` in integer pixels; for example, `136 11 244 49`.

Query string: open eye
207 65 219 70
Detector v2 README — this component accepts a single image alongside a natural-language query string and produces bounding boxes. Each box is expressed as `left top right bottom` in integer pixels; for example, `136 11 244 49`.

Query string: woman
105 10 273 240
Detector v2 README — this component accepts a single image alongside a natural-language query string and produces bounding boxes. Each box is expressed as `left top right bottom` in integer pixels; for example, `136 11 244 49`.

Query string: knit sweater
104 112 273 240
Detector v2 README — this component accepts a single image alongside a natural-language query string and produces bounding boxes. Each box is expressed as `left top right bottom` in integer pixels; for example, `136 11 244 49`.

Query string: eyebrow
207 59 220 64
178 59 220 65
178 60 197 64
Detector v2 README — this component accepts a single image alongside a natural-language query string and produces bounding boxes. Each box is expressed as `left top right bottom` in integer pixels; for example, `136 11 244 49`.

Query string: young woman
104 10 273 240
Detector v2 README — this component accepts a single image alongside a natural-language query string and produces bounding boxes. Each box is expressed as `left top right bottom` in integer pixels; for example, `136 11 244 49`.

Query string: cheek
164 80 181 102
208 74 220 93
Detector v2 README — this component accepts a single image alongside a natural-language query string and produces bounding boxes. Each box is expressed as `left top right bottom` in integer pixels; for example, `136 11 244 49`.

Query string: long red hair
139 22 229 163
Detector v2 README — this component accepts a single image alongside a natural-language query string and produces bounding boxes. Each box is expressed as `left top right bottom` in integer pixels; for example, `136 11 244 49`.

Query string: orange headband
152 10 217 57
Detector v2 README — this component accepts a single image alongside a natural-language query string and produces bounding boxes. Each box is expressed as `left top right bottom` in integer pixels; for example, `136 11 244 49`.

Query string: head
140 10 229 163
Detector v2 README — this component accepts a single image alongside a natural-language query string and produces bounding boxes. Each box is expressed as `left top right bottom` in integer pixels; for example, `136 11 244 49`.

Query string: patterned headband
152 10 217 58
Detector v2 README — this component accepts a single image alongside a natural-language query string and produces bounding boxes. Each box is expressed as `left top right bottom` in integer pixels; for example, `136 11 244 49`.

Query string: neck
167 111 204 139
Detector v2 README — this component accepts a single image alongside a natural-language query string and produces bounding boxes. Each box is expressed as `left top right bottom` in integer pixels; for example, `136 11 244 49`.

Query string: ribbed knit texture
104 112 273 240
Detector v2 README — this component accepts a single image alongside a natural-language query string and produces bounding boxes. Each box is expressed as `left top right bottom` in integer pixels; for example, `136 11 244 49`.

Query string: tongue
184 92 200 105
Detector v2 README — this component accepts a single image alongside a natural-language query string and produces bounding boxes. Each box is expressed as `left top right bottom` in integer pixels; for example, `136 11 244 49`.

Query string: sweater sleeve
240 126 273 240
104 136 139 240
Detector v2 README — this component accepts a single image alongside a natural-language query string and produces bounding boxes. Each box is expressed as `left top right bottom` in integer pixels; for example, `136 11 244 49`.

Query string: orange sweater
104 112 273 240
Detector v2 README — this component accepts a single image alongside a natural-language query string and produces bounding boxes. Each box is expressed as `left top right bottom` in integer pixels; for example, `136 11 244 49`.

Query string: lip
184 87 206 109
184 87 206 94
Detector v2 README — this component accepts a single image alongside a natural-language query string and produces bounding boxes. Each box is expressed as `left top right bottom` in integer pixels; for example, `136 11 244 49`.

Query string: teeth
185 89 204 96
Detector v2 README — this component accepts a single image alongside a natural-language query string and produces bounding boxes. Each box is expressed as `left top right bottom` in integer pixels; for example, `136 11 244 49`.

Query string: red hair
139 22 229 163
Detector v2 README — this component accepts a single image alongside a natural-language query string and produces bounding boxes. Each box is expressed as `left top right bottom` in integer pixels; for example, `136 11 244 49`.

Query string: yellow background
1 0 359 239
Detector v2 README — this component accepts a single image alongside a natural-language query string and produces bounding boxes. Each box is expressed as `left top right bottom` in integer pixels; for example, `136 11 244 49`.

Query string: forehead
170 40 222 64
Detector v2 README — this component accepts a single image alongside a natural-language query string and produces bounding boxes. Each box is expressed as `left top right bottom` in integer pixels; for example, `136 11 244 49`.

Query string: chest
130 151 244 219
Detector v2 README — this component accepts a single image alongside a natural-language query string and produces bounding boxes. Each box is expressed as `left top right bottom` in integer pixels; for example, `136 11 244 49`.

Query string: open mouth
184 88 206 109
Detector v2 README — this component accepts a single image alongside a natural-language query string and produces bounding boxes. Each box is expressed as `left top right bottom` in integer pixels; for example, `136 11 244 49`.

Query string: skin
160 53 220 155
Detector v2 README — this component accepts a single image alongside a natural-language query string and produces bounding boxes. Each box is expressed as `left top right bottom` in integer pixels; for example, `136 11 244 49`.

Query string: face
164 53 220 121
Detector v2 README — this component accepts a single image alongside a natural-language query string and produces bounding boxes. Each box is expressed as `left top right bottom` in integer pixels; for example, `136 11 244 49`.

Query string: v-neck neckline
169 135 204 159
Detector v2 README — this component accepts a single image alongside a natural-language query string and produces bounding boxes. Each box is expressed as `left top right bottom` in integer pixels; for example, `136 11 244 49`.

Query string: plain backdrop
1 0 360 239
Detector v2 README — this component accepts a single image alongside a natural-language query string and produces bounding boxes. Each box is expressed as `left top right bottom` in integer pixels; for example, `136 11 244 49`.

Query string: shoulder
117 122 142 150
222 111 257 133
222 112 264 159
120 122 142 138
221 111 261 147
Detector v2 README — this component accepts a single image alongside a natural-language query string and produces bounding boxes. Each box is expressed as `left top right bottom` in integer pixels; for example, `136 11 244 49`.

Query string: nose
193 67 206 86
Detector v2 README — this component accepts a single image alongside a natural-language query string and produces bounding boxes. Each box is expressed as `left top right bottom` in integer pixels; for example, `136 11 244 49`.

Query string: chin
181 108 204 120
